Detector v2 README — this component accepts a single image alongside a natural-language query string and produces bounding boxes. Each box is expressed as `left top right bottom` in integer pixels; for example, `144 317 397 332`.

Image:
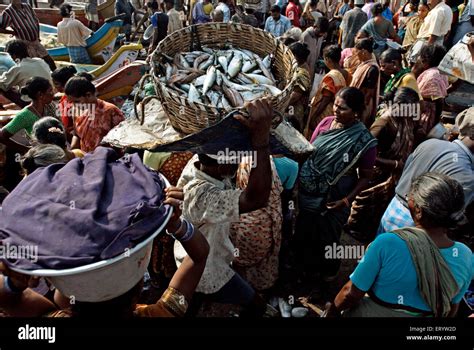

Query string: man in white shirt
215 0 231 22
416 0 453 45
174 99 276 317
407 0 453 64
165 0 183 34
0 40 51 108
57 4 93 64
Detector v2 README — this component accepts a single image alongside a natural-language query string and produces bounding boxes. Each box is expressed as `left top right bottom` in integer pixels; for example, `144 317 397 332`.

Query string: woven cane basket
150 22 298 135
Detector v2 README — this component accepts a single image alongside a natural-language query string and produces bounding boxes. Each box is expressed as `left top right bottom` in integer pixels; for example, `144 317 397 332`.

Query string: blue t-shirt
350 233 473 311
272 157 298 190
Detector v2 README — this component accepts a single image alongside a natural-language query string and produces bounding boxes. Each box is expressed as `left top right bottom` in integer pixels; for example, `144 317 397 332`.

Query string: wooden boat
95 61 147 100
0 0 115 27
47 19 123 64
55 43 143 79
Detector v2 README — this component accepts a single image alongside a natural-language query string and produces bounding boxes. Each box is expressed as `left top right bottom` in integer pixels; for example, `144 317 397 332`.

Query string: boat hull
0 0 114 27
55 43 142 79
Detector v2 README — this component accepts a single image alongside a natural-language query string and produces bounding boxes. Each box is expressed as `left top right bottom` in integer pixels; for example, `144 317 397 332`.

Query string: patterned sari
346 107 415 242
351 59 380 127
229 158 283 291
305 69 350 138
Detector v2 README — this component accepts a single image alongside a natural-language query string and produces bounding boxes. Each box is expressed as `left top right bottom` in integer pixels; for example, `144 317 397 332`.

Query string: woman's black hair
64 76 96 98
323 45 342 63
410 172 466 229
20 77 52 100
32 117 67 149
52 66 77 87
393 87 420 105
380 48 403 64
60 3 72 17
289 42 311 62
355 37 375 53
336 87 365 115
419 44 447 68
315 16 330 33
5 40 29 59
76 72 94 82
371 3 383 16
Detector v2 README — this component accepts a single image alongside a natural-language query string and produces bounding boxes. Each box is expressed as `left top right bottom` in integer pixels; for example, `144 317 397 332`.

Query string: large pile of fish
156 46 284 110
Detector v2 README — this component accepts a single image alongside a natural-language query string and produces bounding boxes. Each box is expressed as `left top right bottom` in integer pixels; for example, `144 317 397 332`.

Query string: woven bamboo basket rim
150 22 298 134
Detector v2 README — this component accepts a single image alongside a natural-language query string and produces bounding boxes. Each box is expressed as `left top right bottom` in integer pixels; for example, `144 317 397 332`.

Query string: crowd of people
0 0 472 319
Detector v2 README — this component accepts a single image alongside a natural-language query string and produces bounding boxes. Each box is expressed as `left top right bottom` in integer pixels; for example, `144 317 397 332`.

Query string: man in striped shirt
0 0 56 71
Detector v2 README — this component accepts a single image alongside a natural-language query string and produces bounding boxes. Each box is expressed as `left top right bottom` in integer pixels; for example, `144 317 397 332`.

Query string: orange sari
305 69 350 138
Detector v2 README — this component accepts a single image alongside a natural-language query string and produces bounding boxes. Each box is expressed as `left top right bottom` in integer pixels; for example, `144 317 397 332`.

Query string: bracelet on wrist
166 218 186 238
166 219 195 242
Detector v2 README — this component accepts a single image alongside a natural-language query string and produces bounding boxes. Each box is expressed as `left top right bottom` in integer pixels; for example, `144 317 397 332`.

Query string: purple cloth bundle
0 147 169 270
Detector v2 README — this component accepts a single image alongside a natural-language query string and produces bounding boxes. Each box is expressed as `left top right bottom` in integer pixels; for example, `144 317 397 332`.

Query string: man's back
396 139 474 206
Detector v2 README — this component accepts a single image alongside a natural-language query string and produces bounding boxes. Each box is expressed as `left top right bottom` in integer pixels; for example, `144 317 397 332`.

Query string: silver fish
202 47 214 55
222 75 253 91
180 84 190 92
243 73 274 85
242 59 258 73
254 54 275 83
194 75 207 87
223 85 244 107
193 53 210 70
215 70 223 86
198 55 214 71
236 73 253 84
179 54 191 69
218 56 228 74
206 90 221 107
262 54 272 69
202 66 217 95
228 54 243 78
188 84 201 103
220 95 232 111
241 90 268 101
261 84 282 96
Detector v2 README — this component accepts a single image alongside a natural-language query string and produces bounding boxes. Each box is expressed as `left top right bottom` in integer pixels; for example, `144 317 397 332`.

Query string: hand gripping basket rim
150 22 299 135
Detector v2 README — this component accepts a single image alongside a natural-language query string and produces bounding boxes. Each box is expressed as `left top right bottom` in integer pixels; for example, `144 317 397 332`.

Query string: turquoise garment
273 157 298 190
350 233 474 311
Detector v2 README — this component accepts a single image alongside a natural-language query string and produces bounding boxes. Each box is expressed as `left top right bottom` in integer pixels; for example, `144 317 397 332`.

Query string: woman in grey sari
360 3 401 57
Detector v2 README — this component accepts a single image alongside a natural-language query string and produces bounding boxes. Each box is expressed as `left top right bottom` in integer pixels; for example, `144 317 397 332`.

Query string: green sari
383 67 411 96
299 121 377 212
